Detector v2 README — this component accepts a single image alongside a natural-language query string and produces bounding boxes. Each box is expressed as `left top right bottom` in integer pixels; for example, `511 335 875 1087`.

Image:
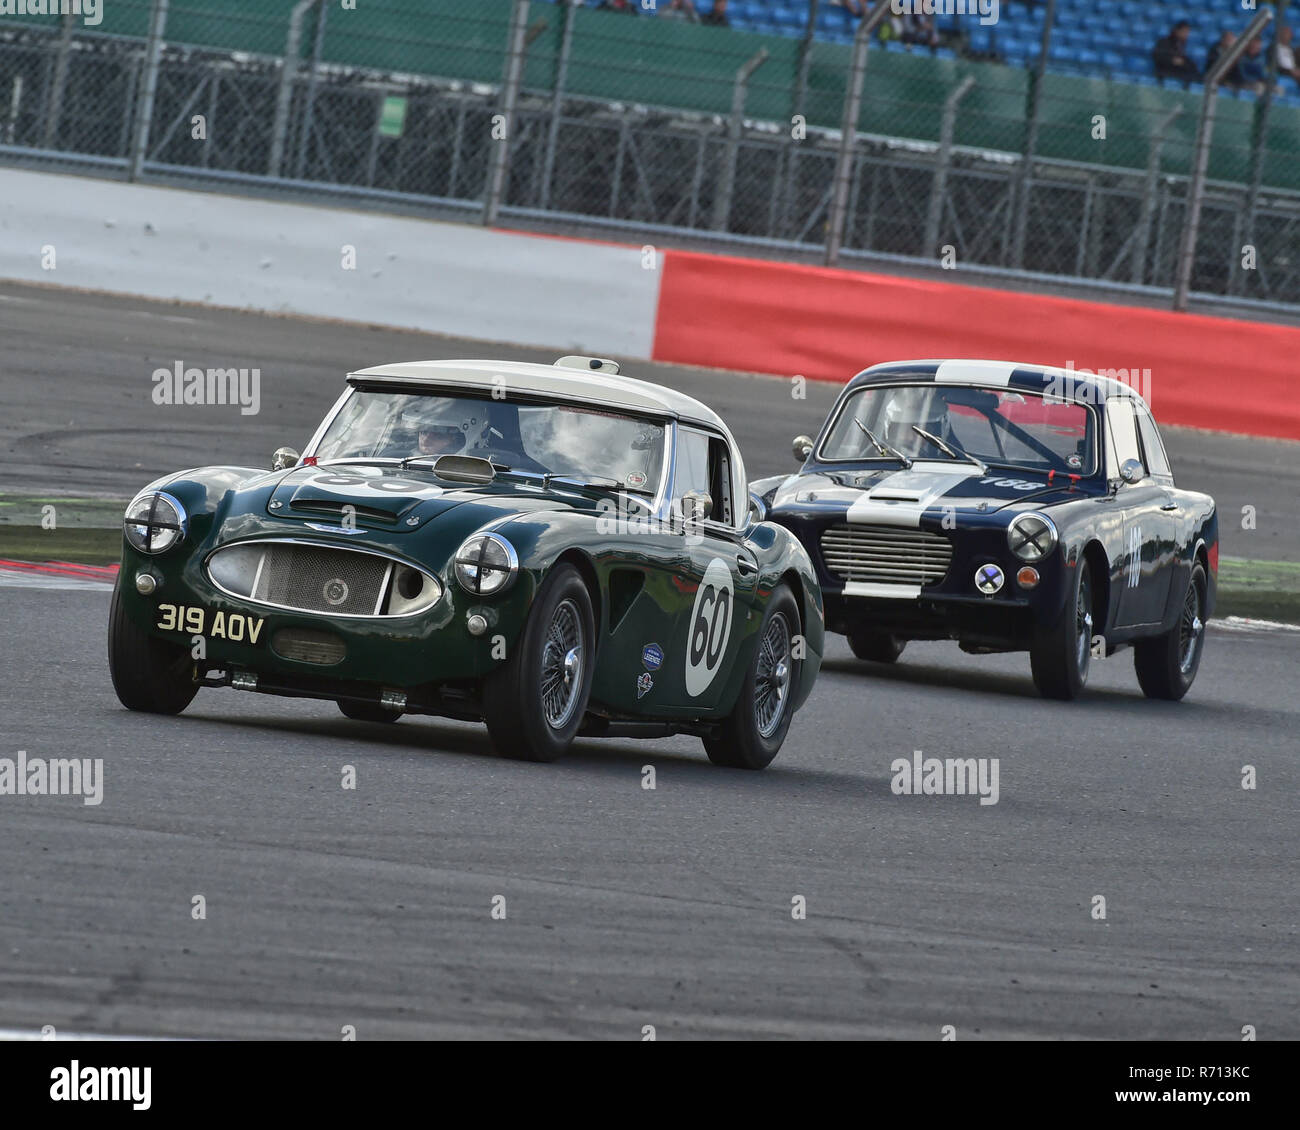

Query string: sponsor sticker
641 642 663 671
626 470 648 489
637 672 654 699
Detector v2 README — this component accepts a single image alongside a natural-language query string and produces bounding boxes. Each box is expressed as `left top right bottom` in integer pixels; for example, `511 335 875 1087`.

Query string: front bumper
118 541 536 692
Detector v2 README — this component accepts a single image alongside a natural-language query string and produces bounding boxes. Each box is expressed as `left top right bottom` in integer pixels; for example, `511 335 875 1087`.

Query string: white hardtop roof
348 358 732 436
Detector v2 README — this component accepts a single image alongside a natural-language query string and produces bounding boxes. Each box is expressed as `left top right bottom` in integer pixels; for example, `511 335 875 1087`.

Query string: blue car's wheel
1134 562 1206 701
1030 558 1093 701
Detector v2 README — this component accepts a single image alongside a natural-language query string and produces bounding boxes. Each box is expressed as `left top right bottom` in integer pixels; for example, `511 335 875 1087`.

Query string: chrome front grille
207 540 440 618
819 523 952 586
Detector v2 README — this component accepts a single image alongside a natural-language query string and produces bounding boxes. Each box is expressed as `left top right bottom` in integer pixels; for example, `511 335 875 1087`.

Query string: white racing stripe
934 360 1016 386
845 462 973 527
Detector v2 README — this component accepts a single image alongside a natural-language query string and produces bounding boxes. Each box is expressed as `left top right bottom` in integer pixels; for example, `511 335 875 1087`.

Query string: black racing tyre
338 700 403 723
1134 562 1207 701
1030 557 1094 701
483 564 595 762
847 630 906 664
704 584 800 770
107 576 199 715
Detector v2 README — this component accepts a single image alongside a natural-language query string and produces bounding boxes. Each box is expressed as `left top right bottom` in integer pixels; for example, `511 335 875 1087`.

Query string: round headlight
454 533 518 596
124 491 187 555
1007 513 1058 563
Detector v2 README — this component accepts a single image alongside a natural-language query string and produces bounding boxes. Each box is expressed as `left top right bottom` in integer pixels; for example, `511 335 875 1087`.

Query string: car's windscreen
313 390 666 494
820 384 1096 475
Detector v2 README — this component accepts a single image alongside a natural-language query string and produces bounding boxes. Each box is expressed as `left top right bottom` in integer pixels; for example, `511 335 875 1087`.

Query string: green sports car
109 356 824 768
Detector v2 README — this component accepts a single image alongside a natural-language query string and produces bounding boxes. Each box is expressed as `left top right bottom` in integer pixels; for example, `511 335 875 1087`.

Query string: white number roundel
686 558 735 698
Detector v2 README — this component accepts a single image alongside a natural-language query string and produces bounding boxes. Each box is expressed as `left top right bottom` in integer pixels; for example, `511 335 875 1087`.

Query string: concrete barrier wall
0 169 659 359
2 168 1295 440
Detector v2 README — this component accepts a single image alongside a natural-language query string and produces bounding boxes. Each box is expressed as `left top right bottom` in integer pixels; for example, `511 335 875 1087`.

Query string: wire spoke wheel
540 598 583 729
754 611 792 739
1178 575 1205 675
1075 567 1094 674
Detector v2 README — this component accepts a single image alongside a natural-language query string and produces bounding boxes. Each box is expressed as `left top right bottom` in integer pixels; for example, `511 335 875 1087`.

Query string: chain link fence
1 0 1297 309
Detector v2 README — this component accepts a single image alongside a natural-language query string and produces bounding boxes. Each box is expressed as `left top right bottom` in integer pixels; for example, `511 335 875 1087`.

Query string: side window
673 428 711 503
674 429 738 527
1136 407 1172 481
1105 398 1141 477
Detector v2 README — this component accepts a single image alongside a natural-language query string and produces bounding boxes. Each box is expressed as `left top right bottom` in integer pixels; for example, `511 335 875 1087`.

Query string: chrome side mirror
748 492 767 523
272 446 300 471
681 490 713 524
792 435 814 463
1119 458 1146 485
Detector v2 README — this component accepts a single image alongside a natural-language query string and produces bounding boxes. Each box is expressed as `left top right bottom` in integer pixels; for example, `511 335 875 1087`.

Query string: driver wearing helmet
881 387 963 457
417 421 468 457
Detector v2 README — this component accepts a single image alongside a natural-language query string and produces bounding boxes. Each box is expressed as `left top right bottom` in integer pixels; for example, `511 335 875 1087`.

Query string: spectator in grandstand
700 0 730 26
596 0 638 13
1239 36 1267 92
902 12 940 49
1153 20 1201 84
1277 26 1300 84
1205 31 1243 90
659 0 699 22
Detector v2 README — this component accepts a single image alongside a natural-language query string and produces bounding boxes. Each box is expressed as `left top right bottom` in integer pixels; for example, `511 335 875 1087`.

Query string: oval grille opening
820 523 952 586
207 541 441 618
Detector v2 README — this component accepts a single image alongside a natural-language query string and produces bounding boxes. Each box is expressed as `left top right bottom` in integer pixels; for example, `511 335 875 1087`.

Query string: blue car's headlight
1007 513 1058 563
124 491 187 555
454 533 518 596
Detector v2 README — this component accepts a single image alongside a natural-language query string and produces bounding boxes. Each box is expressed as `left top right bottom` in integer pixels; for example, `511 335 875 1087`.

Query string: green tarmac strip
1 498 1298 623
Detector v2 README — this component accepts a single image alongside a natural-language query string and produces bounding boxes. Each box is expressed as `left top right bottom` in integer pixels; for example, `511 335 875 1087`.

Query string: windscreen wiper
854 417 912 468
910 425 988 474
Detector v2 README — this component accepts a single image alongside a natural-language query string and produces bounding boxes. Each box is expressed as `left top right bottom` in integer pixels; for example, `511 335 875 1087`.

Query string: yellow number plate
156 603 265 644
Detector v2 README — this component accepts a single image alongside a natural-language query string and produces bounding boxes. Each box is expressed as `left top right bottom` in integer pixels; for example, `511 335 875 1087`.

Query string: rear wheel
704 585 800 770
1134 562 1207 701
338 700 403 723
483 565 594 762
1030 558 1094 701
108 577 198 715
847 630 906 664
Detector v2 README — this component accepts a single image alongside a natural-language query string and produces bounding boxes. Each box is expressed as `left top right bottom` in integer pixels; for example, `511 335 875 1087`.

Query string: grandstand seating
555 1 1300 107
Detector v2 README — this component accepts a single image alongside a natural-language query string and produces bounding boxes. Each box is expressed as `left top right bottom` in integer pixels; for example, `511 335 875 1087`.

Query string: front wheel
1134 562 1207 701
704 585 800 770
108 577 198 714
847 630 906 664
338 700 403 723
1030 558 1094 701
483 564 595 762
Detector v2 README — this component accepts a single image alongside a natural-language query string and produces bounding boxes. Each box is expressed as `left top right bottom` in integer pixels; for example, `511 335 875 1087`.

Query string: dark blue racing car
751 360 1218 701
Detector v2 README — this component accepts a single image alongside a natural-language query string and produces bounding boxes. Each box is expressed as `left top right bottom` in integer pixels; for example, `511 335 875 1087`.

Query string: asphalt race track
1 284 1298 1039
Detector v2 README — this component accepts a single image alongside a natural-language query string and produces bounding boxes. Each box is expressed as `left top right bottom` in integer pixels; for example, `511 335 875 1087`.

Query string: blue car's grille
819 524 952 586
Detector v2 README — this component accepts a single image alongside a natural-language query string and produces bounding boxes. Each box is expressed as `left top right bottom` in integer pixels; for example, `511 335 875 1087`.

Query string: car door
1107 397 1172 627
661 426 761 711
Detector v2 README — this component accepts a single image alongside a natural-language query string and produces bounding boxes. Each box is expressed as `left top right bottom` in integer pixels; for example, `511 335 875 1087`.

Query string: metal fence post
779 0 819 236
1009 0 1055 269
541 0 578 212
1236 0 1289 296
824 0 890 266
922 74 975 261
484 0 531 228
1130 105 1181 286
712 48 769 233
294 0 329 180
128 0 169 181
41 11 76 149
269 0 318 178
1173 7 1274 312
